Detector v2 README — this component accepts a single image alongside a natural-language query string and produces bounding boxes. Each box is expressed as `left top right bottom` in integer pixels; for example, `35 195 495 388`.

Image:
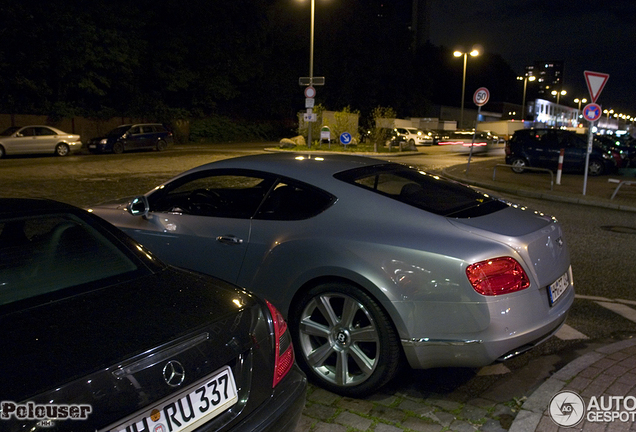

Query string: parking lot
3 143 636 431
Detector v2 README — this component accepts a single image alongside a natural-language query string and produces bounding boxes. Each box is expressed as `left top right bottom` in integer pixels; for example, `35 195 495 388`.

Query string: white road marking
555 324 589 340
477 363 511 375
596 301 636 323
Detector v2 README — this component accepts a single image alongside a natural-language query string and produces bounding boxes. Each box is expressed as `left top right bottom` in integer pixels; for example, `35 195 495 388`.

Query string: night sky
426 0 636 114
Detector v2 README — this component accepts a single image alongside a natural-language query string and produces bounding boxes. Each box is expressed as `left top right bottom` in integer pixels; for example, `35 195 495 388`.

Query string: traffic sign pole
583 123 595 196
581 70 608 196
467 88 490 174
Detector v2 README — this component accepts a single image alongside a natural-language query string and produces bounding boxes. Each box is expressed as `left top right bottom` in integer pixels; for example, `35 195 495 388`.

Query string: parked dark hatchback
0 198 306 432
87 123 174 154
506 128 619 176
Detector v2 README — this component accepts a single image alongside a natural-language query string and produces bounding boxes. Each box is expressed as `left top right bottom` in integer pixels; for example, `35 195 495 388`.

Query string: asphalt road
2 142 635 431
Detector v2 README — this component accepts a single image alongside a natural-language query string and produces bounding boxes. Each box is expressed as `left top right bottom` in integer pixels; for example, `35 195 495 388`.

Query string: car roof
183 153 389 185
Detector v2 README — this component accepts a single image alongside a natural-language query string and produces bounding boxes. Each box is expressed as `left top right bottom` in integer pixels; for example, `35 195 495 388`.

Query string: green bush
189 116 277 142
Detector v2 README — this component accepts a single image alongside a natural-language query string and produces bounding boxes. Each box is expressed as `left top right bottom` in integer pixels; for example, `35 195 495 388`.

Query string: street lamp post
603 109 614 129
574 98 587 126
306 0 316 147
453 47 480 129
551 89 567 105
517 75 536 120
551 90 567 126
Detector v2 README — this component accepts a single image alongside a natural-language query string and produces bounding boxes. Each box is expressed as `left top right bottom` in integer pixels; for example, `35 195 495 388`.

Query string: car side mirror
128 196 149 218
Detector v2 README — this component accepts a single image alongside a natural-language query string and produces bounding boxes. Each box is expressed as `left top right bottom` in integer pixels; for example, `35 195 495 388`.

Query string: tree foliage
0 0 519 132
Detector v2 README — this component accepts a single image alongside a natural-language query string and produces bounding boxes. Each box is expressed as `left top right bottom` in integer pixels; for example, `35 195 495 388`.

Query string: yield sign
584 71 609 103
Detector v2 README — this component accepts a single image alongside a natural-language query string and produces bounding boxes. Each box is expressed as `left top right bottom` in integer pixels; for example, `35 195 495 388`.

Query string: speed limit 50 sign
473 87 490 106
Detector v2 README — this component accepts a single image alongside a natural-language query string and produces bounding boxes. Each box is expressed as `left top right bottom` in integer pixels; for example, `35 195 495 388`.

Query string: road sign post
582 72 609 195
467 88 490 173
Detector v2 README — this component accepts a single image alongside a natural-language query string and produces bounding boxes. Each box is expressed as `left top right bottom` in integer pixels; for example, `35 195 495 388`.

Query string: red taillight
466 257 530 296
266 300 294 387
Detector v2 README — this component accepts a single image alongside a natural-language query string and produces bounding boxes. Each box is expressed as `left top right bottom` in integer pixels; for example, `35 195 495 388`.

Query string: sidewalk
443 158 636 431
509 338 636 432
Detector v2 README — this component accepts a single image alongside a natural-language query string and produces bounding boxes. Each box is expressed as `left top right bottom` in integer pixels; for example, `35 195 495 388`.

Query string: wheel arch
287 269 409 342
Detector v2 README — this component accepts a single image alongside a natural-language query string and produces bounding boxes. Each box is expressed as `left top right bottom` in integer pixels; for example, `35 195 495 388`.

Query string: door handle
216 235 244 245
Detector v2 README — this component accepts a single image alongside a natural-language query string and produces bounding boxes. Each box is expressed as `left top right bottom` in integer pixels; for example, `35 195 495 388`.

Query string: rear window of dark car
335 163 508 218
0 214 138 305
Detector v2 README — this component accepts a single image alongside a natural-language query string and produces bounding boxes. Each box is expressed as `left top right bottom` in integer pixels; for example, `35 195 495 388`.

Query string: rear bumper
228 364 307 432
400 284 574 369
86 141 113 153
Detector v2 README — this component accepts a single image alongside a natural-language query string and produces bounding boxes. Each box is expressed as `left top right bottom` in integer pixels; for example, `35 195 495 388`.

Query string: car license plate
88 144 96 149
111 365 238 432
548 269 571 306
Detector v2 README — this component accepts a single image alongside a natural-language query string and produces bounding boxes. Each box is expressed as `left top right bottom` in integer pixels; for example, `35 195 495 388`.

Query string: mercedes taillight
266 300 295 387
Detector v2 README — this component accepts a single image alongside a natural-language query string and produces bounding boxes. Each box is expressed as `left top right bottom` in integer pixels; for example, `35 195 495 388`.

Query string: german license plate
88 144 96 149
548 269 571 306
111 365 238 432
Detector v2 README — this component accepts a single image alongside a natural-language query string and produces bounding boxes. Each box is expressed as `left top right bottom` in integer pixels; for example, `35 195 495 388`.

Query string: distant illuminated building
525 61 564 101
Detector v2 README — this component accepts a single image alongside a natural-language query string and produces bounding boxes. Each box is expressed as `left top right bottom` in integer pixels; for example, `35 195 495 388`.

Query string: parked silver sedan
0 125 82 158
90 153 574 397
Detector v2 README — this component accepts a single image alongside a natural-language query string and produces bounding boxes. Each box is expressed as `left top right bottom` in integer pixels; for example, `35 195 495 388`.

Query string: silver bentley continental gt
89 153 574 397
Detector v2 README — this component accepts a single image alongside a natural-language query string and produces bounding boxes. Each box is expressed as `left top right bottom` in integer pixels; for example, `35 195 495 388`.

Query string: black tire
0 145 4 158
289 282 401 397
408 139 415 146
156 139 167 151
112 141 124 154
588 159 605 176
55 143 70 157
510 157 528 173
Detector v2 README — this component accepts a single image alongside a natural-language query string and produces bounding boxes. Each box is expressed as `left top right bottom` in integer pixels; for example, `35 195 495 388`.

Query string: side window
141 126 154 134
534 130 556 148
19 128 36 137
35 127 55 136
129 126 141 135
150 171 273 218
255 180 334 221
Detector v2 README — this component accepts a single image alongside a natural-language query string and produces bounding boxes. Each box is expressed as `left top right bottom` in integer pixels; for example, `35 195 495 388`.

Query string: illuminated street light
603 109 614 129
453 46 481 128
551 89 567 105
573 98 587 110
574 98 587 126
517 75 536 120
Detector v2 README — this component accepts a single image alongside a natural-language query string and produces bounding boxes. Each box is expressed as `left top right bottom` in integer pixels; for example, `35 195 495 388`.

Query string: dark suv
505 129 619 176
87 123 174 154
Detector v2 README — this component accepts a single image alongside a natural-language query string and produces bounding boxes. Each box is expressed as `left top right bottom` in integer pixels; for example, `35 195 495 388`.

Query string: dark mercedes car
87 123 174 154
0 198 306 432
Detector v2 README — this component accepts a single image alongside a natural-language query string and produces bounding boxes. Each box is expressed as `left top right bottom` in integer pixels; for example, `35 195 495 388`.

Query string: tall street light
574 98 587 126
298 0 320 147
453 46 480 129
551 89 567 105
517 75 536 120
603 109 614 129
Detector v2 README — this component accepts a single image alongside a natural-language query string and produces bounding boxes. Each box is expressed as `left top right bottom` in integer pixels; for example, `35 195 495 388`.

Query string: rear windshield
334 163 508 217
0 214 138 305
0 127 20 136
107 125 131 138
